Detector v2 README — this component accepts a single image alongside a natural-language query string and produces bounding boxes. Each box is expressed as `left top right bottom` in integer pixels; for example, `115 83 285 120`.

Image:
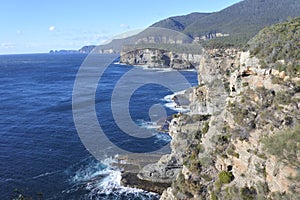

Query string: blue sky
0 0 241 54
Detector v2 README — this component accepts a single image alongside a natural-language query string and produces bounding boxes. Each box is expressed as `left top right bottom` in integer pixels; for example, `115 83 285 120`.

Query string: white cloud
120 23 130 29
49 26 56 31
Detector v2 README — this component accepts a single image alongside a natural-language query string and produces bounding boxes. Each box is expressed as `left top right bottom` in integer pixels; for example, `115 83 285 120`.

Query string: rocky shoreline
114 154 171 194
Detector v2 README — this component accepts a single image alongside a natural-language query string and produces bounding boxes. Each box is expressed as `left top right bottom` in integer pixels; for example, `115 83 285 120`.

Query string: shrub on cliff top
262 125 300 167
249 17 300 77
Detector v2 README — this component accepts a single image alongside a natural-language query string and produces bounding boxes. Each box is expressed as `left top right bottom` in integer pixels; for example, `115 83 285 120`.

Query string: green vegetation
242 82 249 87
155 6 300 200
202 122 210 134
271 76 284 85
192 114 211 122
123 43 203 54
151 13 209 32
240 186 257 200
85 0 300 52
249 17 300 77
262 125 300 167
202 174 212 182
172 171 204 199
153 0 300 40
218 171 234 184
223 81 231 94
210 191 218 200
229 186 242 199
194 130 202 140
269 191 300 200
213 184 268 200
274 91 293 105
228 100 256 133
187 0 300 48
227 145 240 158
180 114 211 124
294 80 300 92
199 155 214 167
201 34 253 49
185 0 299 34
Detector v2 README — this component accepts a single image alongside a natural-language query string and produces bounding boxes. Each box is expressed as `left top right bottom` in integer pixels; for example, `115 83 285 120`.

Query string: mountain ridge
184 0 300 38
79 0 300 52
150 12 210 32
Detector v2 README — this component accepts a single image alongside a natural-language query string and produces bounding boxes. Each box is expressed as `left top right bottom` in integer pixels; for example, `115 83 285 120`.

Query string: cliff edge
138 18 300 200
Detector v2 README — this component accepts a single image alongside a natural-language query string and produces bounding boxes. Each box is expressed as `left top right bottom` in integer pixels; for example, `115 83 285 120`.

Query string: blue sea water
0 53 198 199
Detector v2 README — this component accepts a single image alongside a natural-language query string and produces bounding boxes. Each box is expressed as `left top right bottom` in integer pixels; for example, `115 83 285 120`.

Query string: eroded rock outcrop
120 48 201 70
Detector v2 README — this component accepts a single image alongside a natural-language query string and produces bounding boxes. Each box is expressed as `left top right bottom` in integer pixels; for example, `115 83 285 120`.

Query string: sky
0 0 241 54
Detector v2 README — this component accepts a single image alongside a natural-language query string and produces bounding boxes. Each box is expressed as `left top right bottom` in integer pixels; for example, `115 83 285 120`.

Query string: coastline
114 154 171 194
116 59 197 72
113 89 192 195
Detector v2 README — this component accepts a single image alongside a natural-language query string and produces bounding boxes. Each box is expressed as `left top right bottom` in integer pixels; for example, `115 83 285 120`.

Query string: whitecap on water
64 156 160 200
163 93 190 113
135 119 161 130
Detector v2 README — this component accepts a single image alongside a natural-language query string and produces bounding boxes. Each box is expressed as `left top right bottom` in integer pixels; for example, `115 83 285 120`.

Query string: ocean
0 53 198 199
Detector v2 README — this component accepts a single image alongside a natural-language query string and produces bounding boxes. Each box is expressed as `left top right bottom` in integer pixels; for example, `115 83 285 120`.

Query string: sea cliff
158 47 299 199
120 48 201 70
119 18 300 199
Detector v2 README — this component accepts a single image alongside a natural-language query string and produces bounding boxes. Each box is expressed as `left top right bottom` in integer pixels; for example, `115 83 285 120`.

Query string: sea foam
66 157 159 199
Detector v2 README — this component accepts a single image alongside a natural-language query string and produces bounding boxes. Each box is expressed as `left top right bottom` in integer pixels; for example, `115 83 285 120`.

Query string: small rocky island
117 18 300 199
